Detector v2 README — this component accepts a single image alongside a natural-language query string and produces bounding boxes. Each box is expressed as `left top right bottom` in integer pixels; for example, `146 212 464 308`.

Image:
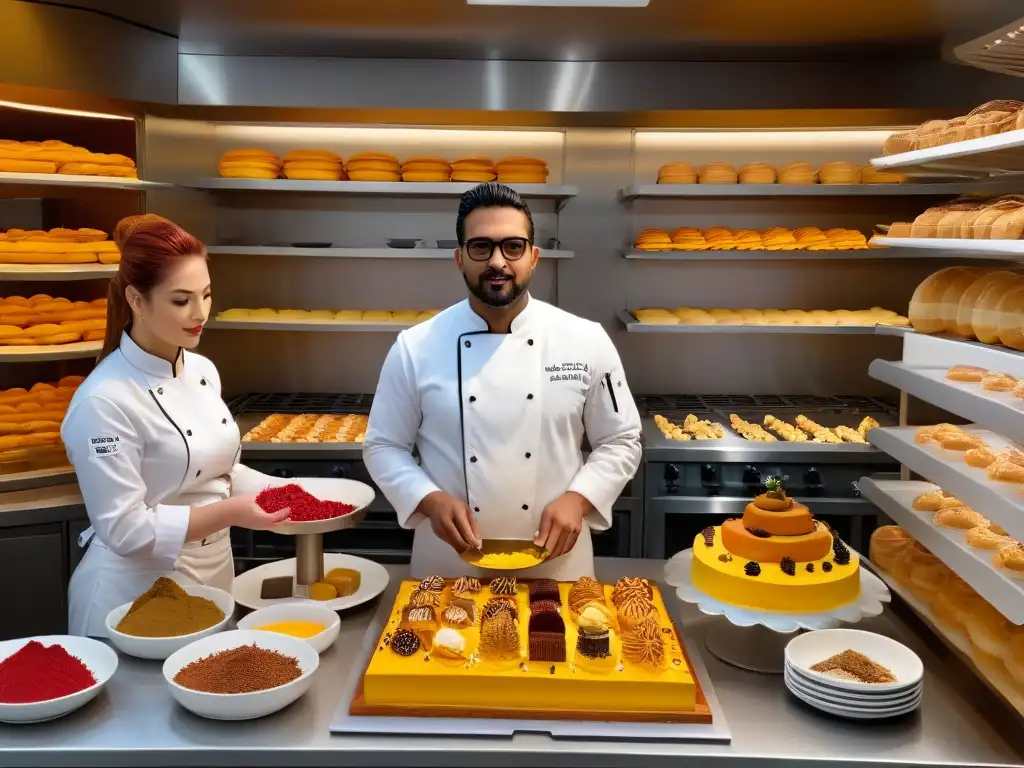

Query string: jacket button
200 378 207 386
222 418 227 425
464 340 472 348
522 504 529 510
470 456 478 463
196 470 202 478
186 430 193 436
157 388 163 395
528 339 534 346
474 507 480 512
469 396 476 403
525 452 531 459
527 393 534 400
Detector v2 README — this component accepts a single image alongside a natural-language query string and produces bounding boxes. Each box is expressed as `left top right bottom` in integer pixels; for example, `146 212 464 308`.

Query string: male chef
363 182 642 580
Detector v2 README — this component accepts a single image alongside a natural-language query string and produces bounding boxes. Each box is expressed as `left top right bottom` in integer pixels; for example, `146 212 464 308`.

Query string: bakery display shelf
870 129 1024 174
0 172 169 191
205 319 413 333
186 178 579 201
0 340 100 362
860 478 1024 624
869 360 1024 444
0 465 75 492
618 182 1009 201
207 246 574 260
868 426 1024 540
873 568 1024 716
871 237 1024 260
0 263 118 281
622 246 947 262
618 310 907 335
885 329 1024 373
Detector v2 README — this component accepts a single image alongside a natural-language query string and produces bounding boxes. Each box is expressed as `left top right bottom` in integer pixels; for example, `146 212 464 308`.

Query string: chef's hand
534 491 593 560
189 494 291 542
416 491 482 553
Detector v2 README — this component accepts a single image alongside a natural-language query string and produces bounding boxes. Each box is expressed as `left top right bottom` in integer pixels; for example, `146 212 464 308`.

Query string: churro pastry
763 415 807 442
794 415 842 443
729 414 776 442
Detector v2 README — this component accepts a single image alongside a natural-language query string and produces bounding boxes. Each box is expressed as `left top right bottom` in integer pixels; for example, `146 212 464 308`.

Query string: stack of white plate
785 629 924 719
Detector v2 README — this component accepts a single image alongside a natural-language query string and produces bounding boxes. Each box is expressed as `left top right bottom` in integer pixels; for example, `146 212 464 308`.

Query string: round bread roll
974 272 1024 344
284 149 342 163
995 284 1024 351
868 525 914 573
778 162 816 184
909 267 987 334
738 162 776 184
698 162 737 184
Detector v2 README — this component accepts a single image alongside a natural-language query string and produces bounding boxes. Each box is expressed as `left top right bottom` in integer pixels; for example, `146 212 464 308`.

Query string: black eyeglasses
463 237 531 262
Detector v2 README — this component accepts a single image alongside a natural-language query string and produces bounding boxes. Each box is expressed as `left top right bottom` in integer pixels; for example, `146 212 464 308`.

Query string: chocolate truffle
528 579 560 604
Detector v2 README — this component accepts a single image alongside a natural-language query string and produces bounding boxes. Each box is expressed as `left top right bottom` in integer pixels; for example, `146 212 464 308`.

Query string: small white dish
787 678 921 719
785 663 921 703
232 553 389 611
163 630 319 720
785 668 922 709
785 629 923 693
237 603 341 654
105 584 234 660
0 636 118 723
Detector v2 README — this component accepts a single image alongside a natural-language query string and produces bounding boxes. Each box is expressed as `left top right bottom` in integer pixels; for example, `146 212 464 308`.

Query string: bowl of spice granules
255 477 374 535
162 630 319 720
0 635 118 723
785 628 924 693
105 577 234 660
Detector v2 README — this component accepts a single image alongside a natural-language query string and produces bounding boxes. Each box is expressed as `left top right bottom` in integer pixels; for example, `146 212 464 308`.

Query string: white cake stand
664 549 890 673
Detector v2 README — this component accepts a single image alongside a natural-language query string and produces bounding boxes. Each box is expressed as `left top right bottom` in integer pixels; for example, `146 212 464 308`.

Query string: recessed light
468 0 649 6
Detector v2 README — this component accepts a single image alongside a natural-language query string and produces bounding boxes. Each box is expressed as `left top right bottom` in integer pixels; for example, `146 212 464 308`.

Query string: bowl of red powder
256 477 374 535
0 635 118 723
162 629 319 720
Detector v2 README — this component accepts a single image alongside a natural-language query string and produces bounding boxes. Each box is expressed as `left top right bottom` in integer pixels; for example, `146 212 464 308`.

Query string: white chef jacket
62 332 272 637
363 296 642 581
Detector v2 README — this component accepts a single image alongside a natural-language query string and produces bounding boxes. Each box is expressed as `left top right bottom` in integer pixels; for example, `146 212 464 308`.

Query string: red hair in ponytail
99 215 207 362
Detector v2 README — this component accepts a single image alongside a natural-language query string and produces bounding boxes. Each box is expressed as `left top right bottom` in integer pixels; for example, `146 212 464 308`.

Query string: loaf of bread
908 267 988 334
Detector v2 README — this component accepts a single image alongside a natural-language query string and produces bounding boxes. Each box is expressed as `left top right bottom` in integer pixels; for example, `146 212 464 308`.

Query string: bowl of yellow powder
237 603 340 654
105 577 234 660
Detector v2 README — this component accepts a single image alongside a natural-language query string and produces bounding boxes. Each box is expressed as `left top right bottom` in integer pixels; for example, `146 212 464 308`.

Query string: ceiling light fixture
0 99 134 121
468 0 648 7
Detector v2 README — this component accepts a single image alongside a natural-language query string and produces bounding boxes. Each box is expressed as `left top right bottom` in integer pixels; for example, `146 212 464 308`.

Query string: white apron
364 297 643 582
64 334 246 637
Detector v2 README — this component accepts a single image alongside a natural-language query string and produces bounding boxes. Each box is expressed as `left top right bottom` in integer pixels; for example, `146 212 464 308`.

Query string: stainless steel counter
2 558 1021 768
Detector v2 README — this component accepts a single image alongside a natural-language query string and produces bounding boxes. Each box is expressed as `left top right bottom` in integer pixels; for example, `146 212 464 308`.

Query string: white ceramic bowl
105 585 234 660
785 629 924 693
236 603 341 654
0 635 118 723
163 630 319 720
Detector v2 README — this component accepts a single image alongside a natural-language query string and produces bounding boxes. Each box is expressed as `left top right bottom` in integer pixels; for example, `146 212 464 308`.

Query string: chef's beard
464 269 530 309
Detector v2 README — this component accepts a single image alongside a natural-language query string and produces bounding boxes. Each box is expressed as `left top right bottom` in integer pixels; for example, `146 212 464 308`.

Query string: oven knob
851 480 861 498
331 465 347 479
272 468 294 479
663 464 680 483
805 467 822 489
742 465 761 487
700 464 719 488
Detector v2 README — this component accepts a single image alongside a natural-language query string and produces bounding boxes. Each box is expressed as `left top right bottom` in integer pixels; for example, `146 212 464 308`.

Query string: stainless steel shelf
185 179 579 200
619 310 909 335
0 264 118 281
0 172 169 191
236 413 364 459
208 246 573 260
870 360 1024 444
206 319 413 333
868 426 1024 540
870 130 1024 174
618 182 1011 201
0 340 100 362
871 237 1024 260
860 477 1024 624
622 247 946 262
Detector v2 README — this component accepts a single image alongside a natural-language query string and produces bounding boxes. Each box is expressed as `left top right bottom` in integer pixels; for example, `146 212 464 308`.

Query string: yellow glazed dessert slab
354 579 706 723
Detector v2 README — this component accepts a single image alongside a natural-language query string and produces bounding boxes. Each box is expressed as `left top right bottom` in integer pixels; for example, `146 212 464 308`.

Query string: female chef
63 214 289 637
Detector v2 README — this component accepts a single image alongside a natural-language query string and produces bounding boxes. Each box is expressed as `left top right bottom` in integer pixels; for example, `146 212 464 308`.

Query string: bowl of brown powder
105 577 234 660
785 628 923 693
162 630 320 720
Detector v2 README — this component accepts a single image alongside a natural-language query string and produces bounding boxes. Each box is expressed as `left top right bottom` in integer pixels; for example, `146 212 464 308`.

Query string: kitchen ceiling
45 0 1024 62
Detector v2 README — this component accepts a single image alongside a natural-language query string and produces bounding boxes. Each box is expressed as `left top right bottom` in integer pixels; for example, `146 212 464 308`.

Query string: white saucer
785 628 923 693
785 668 922 710
787 675 921 719
785 662 922 703
232 553 389 611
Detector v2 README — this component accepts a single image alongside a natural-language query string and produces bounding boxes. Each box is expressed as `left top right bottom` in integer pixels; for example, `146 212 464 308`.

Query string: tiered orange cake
691 478 861 612
361 575 697 719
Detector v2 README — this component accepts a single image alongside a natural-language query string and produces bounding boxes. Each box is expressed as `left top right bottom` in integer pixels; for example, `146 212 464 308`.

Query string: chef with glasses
364 182 642 579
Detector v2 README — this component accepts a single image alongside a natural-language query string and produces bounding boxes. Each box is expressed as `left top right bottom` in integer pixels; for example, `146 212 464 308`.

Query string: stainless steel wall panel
0 0 176 103
179 56 1024 112
142 115 218 242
